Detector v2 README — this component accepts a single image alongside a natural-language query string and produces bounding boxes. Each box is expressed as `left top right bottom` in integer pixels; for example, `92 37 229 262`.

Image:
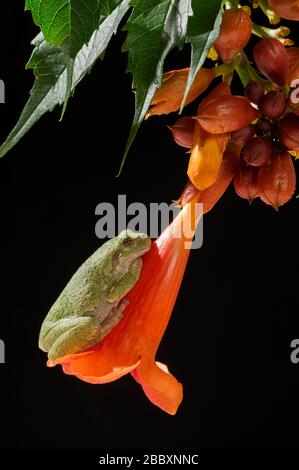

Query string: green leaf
180 0 223 112
119 0 192 175
25 0 103 57
25 1 125 112
0 0 130 160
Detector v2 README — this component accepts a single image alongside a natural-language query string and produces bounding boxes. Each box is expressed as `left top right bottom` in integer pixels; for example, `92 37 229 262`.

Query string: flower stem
213 61 235 78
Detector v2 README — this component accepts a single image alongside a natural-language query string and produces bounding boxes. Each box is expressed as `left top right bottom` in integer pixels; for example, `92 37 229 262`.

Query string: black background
0 3 299 450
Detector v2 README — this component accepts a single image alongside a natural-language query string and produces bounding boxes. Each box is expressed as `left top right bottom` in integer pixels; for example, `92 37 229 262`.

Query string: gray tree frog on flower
39 230 151 360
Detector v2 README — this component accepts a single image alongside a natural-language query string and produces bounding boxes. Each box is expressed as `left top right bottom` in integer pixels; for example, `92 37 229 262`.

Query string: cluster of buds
169 38 298 211
147 4 299 212
232 37 297 209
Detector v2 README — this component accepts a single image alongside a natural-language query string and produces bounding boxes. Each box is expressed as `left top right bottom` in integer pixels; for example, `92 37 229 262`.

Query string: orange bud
253 38 289 87
257 152 296 210
199 143 240 213
147 68 214 117
194 96 258 134
168 117 195 149
187 126 229 191
268 0 299 21
187 83 232 191
234 160 259 203
214 8 252 62
176 143 240 211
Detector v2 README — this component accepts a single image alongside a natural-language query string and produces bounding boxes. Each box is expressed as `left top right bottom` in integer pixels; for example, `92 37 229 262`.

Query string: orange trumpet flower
48 195 202 415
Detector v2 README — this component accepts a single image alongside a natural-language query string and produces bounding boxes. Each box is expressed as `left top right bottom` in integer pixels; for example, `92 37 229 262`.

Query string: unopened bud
214 8 252 62
243 137 273 167
234 160 259 203
254 38 289 87
260 90 287 120
195 96 258 134
257 152 296 209
245 80 264 105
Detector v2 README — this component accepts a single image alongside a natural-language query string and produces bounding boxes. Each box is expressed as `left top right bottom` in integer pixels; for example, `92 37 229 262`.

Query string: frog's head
116 230 152 263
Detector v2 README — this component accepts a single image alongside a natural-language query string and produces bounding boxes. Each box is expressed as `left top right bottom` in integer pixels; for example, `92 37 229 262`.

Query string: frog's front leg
93 299 129 339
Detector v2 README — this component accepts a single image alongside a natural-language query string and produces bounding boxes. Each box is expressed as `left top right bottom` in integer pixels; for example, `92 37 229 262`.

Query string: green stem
252 23 266 38
252 23 292 44
257 0 280 24
213 62 235 78
235 52 270 88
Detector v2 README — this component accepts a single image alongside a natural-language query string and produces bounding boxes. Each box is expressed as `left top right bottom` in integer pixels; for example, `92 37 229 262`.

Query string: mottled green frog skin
39 230 151 360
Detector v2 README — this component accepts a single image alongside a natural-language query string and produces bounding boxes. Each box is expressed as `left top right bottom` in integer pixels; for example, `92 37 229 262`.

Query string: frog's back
45 237 119 322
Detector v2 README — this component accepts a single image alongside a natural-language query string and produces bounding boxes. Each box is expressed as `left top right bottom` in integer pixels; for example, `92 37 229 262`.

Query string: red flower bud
214 8 252 62
260 90 287 120
234 160 259 203
198 82 231 113
194 96 258 134
268 0 299 21
245 80 265 105
287 47 299 85
253 38 289 87
257 152 296 210
279 113 299 150
231 124 256 145
243 137 273 167
168 117 195 149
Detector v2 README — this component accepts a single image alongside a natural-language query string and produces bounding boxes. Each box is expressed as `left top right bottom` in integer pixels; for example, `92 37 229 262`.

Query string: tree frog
39 230 151 360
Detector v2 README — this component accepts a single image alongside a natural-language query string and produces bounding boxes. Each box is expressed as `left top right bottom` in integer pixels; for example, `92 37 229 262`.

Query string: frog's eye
122 237 134 247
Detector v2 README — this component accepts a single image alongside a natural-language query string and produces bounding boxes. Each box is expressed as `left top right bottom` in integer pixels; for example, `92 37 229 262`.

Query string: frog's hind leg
42 316 100 361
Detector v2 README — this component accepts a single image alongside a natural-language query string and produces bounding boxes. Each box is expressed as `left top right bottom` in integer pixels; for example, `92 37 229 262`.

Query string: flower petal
147 68 214 117
187 125 229 191
48 353 140 384
131 360 183 415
